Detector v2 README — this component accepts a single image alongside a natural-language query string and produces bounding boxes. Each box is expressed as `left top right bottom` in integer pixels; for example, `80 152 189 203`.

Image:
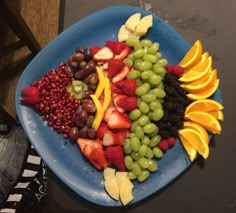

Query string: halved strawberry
107 110 131 129
110 83 123 94
114 79 137 96
103 62 109 71
106 40 127 54
112 94 127 113
117 96 137 111
20 86 40 105
102 130 127 146
107 58 125 78
90 46 101 55
90 148 108 168
96 122 109 140
114 46 131 60
93 46 114 62
103 105 116 123
112 66 131 83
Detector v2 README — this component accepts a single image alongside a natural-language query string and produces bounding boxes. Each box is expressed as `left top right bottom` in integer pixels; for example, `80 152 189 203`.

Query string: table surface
42 0 236 212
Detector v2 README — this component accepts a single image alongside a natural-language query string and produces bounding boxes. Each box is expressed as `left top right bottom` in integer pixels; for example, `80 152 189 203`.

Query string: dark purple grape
79 126 88 138
78 110 88 123
87 73 98 85
76 46 85 54
68 56 73 65
72 53 84 62
87 128 96 139
81 98 93 105
84 48 92 61
76 105 83 115
71 61 78 69
79 61 87 69
74 70 85 79
64 65 74 78
83 102 96 113
88 84 97 91
75 117 84 128
83 90 94 99
86 115 95 127
69 127 79 140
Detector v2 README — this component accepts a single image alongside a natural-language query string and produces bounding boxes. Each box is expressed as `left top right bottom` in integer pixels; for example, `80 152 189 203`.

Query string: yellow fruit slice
179 56 212 82
179 135 197 162
208 110 224 121
135 15 153 36
184 111 222 134
178 128 209 159
178 40 203 69
104 177 119 200
119 178 134 206
103 167 116 180
186 79 219 100
118 25 131 41
185 99 224 114
183 121 209 143
201 52 209 61
125 13 141 32
181 69 217 93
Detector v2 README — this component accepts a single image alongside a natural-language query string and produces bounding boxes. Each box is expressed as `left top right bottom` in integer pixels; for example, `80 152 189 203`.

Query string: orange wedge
178 128 209 159
186 79 219 100
208 110 224 121
185 99 224 114
179 56 212 83
183 121 209 144
201 52 209 61
184 111 222 134
179 40 203 69
181 69 217 93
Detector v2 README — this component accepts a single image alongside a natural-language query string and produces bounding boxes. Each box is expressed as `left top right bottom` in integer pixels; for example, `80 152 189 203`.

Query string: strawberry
106 40 127 54
107 110 131 129
105 145 126 171
96 123 109 140
103 105 116 123
114 46 131 60
112 66 131 83
90 148 108 168
112 94 127 113
110 83 123 94
77 138 107 170
90 46 101 55
107 58 125 78
103 62 109 71
102 130 127 146
117 96 137 111
93 46 114 62
114 79 137 96
20 86 40 105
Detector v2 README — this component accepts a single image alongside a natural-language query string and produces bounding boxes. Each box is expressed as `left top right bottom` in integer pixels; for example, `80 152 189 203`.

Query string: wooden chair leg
0 0 41 55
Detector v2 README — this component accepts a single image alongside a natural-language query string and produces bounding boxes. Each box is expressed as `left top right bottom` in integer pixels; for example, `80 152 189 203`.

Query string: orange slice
184 111 222 134
201 52 209 61
208 110 224 121
185 99 224 114
178 128 209 159
183 121 209 144
179 56 212 82
181 69 217 93
178 40 203 69
186 79 219 100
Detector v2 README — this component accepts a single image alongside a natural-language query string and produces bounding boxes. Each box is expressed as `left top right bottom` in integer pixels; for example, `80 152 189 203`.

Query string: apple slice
104 177 120 201
135 15 153 36
125 13 141 32
118 25 131 42
103 167 116 180
119 177 134 206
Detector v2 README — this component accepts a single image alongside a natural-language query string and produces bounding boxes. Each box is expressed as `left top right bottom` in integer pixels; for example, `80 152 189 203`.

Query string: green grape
124 156 133 170
157 82 164 89
123 138 132 154
135 83 150 96
141 70 154 80
147 159 158 172
127 70 140 79
123 58 133 67
138 101 150 113
156 98 164 104
156 58 168 67
153 64 166 78
151 108 164 121
138 144 148 157
155 52 162 60
138 61 152 71
149 101 163 111
128 171 137 180
147 42 159 54
134 59 142 70
143 54 157 63
153 147 163 158
138 115 150 126
149 135 161 147
143 123 158 134
131 152 140 161
149 74 161 85
137 169 150 182
134 42 143 50
141 94 156 103
127 53 135 61
131 161 142 175
146 147 154 158
138 157 149 169
130 136 141 152
131 120 138 132
126 37 140 47
141 39 152 47
133 49 145 59
129 109 142 120
141 135 150 146
136 78 143 86
147 129 159 138
135 126 144 139
151 88 166 98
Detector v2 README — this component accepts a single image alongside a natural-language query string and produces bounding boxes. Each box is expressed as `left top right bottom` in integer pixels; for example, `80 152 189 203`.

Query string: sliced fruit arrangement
19 12 224 206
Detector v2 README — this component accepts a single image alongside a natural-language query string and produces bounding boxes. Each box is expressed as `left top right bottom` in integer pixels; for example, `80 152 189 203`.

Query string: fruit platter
15 6 223 206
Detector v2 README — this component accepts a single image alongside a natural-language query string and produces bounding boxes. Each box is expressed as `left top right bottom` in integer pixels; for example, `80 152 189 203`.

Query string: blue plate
15 5 222 206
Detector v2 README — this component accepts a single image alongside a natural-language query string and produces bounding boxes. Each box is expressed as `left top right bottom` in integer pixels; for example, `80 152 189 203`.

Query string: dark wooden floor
0 0 60 118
